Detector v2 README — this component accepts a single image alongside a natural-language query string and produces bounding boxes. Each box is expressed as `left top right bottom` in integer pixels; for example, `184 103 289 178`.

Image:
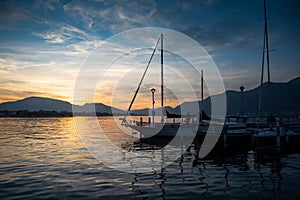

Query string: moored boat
196 115 252 151
249 0 300 152
120 33 201 140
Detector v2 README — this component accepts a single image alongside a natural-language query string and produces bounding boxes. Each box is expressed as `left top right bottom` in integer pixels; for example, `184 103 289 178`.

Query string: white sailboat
120 34 198 139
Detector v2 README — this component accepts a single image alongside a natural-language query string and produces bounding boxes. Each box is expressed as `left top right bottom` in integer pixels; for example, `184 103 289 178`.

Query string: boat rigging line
122 35 161 124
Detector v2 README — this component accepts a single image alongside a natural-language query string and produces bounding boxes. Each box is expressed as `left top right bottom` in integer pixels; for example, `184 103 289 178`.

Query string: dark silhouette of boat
250 0 300 151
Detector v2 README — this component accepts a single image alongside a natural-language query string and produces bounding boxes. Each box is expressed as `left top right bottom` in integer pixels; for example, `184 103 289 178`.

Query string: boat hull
127 123 196 138
252 128 300 152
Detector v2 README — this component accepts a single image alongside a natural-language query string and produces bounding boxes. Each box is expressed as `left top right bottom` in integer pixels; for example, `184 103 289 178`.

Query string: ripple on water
0 117 299 199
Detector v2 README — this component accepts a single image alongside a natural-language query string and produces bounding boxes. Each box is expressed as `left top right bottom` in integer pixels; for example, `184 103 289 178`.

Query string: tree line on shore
0 110 113 117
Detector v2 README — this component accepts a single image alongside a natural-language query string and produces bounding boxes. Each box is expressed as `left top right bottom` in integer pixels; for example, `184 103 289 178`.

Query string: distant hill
74 103 125 115
225 77 300 116
0 96 124 115
0 77 299 117
173 77 300 117
129 106 174 116
0 97 73 112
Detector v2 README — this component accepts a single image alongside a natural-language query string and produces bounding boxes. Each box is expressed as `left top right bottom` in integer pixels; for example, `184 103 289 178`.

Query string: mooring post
285 130 289 143
276 117 281 151
224 125 228 149
252 130 255 147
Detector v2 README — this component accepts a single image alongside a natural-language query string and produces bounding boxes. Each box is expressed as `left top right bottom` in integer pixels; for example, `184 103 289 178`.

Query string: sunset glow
1 0 299 108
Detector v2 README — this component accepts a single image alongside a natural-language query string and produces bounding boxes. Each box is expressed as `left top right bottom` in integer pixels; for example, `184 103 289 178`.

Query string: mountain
225 77 300 116
173 77 300 117
0 96 124 115
0 97 73 112
75 103 125 114
130 106 174 116
0 77 299 116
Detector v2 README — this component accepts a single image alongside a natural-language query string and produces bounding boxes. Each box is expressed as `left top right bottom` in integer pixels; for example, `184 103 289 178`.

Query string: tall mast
122 36 160 123
258 31 266 114
201 70 204 112
161 33 164 123
264 0 271 83
264 0 272 115
259 0 272 116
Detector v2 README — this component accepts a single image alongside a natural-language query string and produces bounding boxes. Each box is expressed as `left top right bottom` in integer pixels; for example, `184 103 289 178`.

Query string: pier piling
276 117 281 151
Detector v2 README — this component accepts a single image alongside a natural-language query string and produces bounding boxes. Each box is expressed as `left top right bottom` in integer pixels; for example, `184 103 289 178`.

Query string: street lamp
240 85 245 116
151 88 156 127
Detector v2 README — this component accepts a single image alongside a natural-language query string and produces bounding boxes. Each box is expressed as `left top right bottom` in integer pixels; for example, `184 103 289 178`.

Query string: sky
0 0 300 108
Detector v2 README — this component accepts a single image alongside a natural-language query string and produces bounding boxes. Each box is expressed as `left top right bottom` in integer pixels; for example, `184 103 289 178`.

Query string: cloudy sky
0 0 299 106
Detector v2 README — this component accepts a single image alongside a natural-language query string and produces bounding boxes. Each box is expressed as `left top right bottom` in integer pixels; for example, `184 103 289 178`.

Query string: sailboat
120 34 199 139
252 0 299 151
194 70 252 150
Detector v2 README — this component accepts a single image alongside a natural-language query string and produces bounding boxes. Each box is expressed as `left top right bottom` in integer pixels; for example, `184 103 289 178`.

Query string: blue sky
0 0 299 104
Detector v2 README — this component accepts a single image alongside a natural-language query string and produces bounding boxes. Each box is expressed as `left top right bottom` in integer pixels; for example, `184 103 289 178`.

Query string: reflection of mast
161 33 164 123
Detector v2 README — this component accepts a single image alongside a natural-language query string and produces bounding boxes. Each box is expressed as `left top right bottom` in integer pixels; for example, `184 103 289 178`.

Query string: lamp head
240 86 245 92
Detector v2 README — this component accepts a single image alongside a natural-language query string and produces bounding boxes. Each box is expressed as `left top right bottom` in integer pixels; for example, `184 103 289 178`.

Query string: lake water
0 117 299 199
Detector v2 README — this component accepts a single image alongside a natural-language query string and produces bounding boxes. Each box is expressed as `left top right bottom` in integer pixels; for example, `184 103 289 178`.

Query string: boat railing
122 116 202 128
246 117 300 133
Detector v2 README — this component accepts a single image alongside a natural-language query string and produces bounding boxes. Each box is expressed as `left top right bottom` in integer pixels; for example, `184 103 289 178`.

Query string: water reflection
129 138 298 199
0 117 299 199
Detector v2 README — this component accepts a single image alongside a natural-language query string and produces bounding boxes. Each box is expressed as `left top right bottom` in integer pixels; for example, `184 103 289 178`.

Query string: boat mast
258 30 265 114
201 70 204 112
161 33 164 123
264 0 272 116
122 36 161 123
264 0 271 84
258 0 272 116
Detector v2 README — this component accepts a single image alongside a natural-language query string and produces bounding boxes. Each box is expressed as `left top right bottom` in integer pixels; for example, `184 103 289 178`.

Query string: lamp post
240 85 245 116
151 88 156 127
